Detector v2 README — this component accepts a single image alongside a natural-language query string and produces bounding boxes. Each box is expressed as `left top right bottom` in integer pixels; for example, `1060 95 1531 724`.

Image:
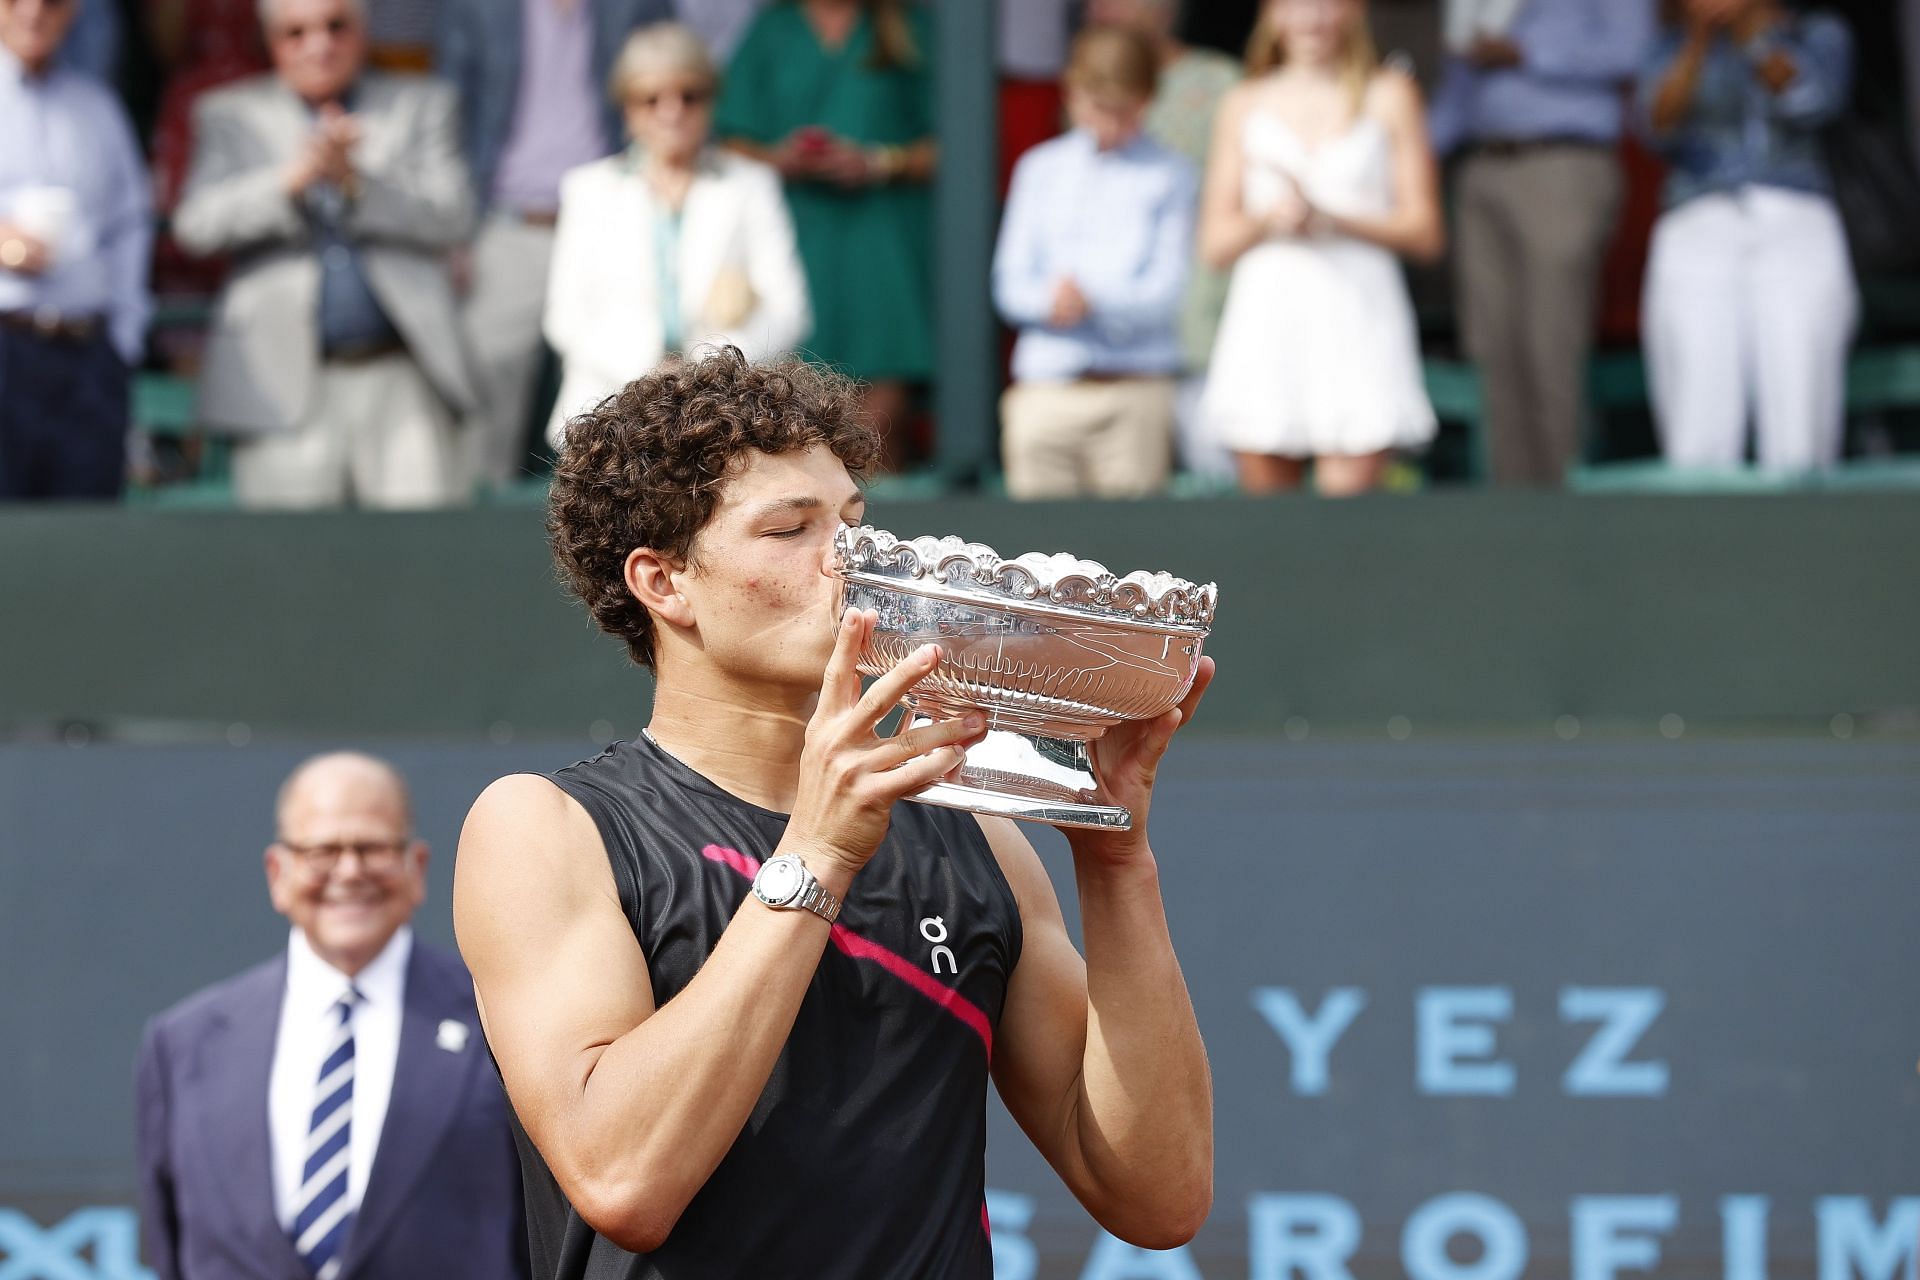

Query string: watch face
755 856 803 906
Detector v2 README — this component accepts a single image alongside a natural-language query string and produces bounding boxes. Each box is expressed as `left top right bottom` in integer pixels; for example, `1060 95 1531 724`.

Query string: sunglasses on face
275 15 353 41
633 86 713 111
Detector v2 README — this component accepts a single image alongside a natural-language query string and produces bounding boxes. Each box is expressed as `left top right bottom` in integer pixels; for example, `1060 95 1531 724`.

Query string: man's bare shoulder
457 774 616 921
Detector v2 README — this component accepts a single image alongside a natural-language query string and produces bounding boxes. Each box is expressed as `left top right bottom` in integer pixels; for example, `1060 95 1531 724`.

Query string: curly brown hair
547 348 880 670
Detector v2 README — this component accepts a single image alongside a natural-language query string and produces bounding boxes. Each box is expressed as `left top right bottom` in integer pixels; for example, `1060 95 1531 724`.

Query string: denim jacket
1636 12 1854 210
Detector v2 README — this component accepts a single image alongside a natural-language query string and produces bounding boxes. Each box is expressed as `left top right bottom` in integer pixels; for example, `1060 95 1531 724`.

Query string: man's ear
624 547 695 628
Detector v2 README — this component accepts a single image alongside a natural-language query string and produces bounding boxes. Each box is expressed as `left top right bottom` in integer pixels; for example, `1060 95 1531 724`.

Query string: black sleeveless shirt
511 735 1024 1280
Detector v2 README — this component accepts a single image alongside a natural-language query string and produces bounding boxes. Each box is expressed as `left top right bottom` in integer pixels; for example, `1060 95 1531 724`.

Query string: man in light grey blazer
174 0 478 508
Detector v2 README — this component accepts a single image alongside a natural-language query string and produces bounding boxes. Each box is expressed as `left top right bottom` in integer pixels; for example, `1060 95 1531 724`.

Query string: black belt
324 337 407 364
1468 137 1613 158
0 309 103 343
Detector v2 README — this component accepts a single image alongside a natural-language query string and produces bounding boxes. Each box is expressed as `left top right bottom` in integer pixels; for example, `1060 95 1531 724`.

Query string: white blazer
543 147 811 444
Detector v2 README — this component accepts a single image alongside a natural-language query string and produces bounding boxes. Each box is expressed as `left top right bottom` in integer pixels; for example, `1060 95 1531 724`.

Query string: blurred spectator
135 753 528 1280
146 0 269 310
676 0 762 62
437 0 668 494
1089 0 1242 481
542 22 809 444
0 0 152 501
1199 0 1442 497
1430 0 1656 487
992 26 1194 499
174 0 478 508
715 0 935 469
1638 0 1856 472
998 0 1072 192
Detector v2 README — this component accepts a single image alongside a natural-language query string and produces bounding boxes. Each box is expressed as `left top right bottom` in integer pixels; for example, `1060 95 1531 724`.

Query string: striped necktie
292 987 361 1280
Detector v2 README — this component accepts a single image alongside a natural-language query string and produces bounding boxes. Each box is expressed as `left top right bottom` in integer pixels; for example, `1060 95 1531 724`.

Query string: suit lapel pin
436 1019 470 1053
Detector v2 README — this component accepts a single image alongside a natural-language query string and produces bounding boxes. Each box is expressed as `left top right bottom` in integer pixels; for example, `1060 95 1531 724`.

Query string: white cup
11 186 81 265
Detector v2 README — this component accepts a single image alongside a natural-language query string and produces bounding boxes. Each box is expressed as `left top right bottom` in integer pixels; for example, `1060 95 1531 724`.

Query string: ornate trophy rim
834 525 1217 634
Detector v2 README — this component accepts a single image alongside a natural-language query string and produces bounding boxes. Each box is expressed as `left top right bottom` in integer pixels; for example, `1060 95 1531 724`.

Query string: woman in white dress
543 23 811 447
1200 0 1444 496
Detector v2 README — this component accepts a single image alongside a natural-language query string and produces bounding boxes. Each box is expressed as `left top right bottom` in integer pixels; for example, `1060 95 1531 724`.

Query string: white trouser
1174 374 1235 480
1643 187 1858 472
233 353 458 509
459 212 557 490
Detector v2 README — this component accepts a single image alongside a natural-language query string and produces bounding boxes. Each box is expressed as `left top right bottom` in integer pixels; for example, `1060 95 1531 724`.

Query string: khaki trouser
1455 144 1622 488
459 212 557 491
1000 377 1176 500
233 352 459 509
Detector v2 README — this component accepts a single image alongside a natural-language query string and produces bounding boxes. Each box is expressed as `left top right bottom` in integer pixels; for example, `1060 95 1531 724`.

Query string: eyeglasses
633 86 713 111
275 16 353 42
280 839 411 874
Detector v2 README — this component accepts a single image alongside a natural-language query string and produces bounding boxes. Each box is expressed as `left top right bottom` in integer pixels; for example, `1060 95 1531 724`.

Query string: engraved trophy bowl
833 524 1217 830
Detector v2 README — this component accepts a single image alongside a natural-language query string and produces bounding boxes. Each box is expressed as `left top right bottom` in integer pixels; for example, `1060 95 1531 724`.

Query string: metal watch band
795 875 842 925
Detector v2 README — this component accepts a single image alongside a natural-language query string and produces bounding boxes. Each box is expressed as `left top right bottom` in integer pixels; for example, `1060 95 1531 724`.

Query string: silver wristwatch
751 853 842 924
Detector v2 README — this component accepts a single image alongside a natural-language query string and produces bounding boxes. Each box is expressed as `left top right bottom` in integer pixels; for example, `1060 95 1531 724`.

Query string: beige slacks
459 213 557 491
232 352 460 510
1455 144 1622 488
1000 377 1176 500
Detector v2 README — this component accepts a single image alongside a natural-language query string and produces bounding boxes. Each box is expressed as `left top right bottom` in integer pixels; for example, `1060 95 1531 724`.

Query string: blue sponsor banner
4 738 1917 1278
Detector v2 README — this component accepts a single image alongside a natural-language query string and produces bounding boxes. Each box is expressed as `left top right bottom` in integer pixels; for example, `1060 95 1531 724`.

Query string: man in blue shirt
1430 0 1657 488
0 0 151 500
993 24 1195 499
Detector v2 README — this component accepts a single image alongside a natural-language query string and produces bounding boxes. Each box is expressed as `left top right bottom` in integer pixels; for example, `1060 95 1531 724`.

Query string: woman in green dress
715 0 936 468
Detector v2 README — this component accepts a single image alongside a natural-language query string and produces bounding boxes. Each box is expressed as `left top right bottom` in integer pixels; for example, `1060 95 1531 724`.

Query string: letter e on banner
1418 988 1515 1097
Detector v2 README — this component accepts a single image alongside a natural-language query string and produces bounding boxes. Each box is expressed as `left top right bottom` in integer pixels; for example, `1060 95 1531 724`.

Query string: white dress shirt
268 926 412 1231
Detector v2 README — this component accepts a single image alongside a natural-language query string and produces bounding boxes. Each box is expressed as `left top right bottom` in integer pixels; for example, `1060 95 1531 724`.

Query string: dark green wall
4 494 1917 738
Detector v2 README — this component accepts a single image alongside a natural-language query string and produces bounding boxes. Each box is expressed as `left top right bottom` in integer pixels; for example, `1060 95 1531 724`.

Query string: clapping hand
816 136 876 189
1263 178 1319 239
285 103 362 195
1048 277 1090 329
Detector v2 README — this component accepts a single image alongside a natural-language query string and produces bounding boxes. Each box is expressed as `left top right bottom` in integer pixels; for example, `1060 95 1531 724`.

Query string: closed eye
765 527 805 539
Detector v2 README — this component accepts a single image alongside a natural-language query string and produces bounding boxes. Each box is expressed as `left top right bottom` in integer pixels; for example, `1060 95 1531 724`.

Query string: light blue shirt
993 128 1195 383
0 46 152 361
1429 0 1659 155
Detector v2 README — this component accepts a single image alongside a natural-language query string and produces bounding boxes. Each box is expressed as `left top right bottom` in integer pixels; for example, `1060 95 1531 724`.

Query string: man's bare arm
456 774 837 1252
984 660 1217 1248
455 612 981 1252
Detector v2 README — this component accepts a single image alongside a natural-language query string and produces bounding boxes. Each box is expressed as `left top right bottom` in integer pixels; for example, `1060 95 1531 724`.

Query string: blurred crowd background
4 0 1920 506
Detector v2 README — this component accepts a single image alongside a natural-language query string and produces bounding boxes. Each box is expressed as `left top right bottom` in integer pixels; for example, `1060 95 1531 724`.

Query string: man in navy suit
135 752 528 1280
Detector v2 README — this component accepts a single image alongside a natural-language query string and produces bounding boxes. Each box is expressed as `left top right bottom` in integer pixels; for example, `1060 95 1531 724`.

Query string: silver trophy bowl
833 524 1217 830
